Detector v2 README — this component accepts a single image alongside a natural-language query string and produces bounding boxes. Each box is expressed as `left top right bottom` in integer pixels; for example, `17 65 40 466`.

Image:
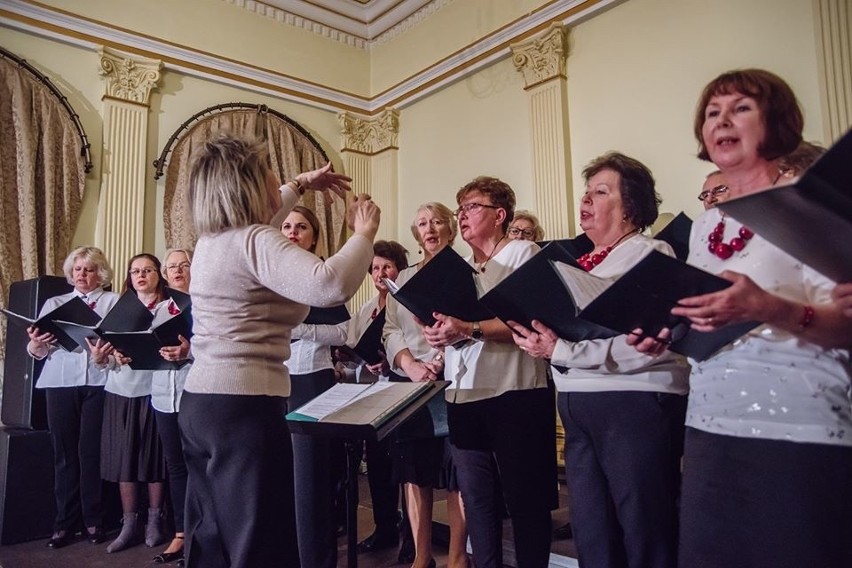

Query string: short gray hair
63 246 113 288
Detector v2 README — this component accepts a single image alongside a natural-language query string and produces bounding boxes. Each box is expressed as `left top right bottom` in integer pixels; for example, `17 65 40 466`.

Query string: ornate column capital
338 108 399 154
98 46 162 105
511 23 568 89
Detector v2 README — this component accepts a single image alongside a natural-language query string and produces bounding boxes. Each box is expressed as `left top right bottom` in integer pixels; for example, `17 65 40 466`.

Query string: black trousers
679 427 852 568
558 391 686 568
46 386 106 532
287 370 340 568
448 387 557 568
179 392 299 568
154 409 188 532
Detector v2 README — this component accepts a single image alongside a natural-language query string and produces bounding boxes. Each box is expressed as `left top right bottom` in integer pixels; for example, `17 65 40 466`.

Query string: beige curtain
163 109 346 259
0 55 87 365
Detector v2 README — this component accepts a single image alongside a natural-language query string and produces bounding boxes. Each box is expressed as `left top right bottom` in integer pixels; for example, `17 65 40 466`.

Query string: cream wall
36 0 371 97
1 0 829 257
396 55 533 255
564 0 825 226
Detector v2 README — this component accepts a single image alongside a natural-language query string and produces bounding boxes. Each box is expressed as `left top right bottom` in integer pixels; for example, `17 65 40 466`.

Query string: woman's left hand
831 283 852 319
86 338 114 366
672 270 772 331
507 320 557 359
159 335 191 362
295 163 352 200
421 313 470 348
365 352 389 377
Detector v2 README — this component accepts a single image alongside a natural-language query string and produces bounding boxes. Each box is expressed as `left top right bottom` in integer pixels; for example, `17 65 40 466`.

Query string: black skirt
100 392 166 483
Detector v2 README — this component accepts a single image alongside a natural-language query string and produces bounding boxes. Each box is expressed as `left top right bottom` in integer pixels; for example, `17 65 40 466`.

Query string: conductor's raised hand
295 162 352 200
349 194 381 241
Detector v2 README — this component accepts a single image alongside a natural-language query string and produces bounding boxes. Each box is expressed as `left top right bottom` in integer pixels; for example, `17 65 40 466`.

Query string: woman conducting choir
179 132 380 568
99 253 171 553
149 248 194 564
384 202 469 568
421 177 556 568
25 247 119 549
282 205 348 568
631 69 852 567
511 153 689 568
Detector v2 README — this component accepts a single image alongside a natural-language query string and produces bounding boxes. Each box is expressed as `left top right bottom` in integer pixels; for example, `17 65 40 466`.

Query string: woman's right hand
626 327 672 357
349 194 380 241
114 351 132 366
26 325 55 358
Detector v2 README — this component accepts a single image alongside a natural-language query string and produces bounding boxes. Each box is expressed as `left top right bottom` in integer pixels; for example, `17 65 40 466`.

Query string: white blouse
443 239 547 404
286 321 348 375
32 288 120 389
685 207 852 447
550 234 690 394
384 265 443 378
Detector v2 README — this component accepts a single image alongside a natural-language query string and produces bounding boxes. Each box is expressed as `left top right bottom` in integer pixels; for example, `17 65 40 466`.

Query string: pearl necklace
578 230 638 271
707 217 754 259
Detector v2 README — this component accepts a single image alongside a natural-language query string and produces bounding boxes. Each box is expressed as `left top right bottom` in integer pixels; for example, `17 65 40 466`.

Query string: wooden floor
0 474 577 568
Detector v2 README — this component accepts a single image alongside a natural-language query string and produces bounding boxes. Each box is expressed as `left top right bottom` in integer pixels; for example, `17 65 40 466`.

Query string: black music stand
287 380 448 568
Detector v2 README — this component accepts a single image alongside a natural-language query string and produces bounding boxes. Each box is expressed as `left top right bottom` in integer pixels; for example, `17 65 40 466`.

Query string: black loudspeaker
0 428 55 544
2 275 72 430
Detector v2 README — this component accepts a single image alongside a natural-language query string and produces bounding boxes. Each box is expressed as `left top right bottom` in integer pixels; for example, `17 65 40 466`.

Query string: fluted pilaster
339 109 400 309
511 23 574 239
814 0 852 141
95 47 162 273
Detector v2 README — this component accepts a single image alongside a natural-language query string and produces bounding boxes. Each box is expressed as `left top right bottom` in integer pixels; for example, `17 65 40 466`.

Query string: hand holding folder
337 308 386 365
2 296 101 352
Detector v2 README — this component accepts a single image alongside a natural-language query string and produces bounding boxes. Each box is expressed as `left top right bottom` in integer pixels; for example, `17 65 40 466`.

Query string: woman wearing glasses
97 254 171 553
507 210 544 242
421 177 556 568
698 171 728 210
148 248 194 564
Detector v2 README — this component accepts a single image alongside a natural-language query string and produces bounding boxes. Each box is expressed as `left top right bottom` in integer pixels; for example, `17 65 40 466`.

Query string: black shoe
356 528 398 554
552 521 573 540
153 550 184 563
87 527 106 544
46 532 72 549
397 532 415 564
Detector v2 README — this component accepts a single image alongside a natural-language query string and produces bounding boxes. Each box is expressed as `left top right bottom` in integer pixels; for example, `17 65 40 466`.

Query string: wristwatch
470 321 484 341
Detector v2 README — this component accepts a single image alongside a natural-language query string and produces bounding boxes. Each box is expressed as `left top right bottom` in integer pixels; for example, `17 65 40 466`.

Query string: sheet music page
324 382 427 425
292 383 372 421
552 261 615 310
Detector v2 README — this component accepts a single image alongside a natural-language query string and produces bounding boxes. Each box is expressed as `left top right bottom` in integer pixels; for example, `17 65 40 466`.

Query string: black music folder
56 291 193 370
2 296 101 352
287 380 448 442
653 212 692 261
718 129 852 282
385 246 492 326
304 304 351 325
553 250 758 361
479 241 616 342
338 308 386 366
537 232 594 258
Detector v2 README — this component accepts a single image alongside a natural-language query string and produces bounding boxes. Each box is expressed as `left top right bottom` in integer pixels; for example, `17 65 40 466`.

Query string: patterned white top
685 207 851 446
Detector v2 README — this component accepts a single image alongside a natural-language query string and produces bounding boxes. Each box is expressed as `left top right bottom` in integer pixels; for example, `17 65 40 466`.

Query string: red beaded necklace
578 229 638 271
707 216 754 259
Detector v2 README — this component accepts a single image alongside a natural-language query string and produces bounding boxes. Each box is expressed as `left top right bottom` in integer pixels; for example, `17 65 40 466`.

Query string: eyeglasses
508 227 535 238
129 268 157 276
697 184 728 202
165 262 191 272
453 203 498 217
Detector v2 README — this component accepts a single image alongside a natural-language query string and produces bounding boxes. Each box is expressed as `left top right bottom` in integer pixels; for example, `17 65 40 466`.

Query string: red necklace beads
708 218 754 260
578 247 612 271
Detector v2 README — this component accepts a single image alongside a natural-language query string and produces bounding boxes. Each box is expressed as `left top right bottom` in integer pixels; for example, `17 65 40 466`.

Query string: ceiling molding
229 0 446 47
0 0 623 115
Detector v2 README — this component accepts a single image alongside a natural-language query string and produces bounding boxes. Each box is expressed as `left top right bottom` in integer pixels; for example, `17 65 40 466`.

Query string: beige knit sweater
185 195 373 397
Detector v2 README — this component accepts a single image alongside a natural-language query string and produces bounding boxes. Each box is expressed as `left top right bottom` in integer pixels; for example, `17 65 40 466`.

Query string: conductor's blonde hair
189 133 272 235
